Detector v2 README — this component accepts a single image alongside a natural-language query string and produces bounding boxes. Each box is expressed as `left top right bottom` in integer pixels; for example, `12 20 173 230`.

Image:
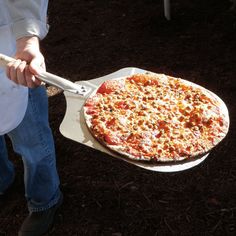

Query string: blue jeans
0 86 61 212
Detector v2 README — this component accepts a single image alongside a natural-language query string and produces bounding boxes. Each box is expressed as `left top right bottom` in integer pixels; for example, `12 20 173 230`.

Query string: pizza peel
59 67 214 173
0 54 228 172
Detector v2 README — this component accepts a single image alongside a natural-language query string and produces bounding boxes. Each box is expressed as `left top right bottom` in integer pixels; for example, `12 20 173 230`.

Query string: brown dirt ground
1 0 236 235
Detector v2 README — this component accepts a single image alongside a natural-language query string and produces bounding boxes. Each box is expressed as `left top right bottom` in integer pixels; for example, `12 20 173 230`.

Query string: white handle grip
0 53 15 66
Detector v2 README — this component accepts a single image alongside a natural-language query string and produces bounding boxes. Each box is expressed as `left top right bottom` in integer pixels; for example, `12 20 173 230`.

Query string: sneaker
18 194 63 236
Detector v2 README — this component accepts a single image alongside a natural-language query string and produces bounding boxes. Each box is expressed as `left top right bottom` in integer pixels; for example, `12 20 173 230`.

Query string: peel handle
0 53 14 66
0 53 90 96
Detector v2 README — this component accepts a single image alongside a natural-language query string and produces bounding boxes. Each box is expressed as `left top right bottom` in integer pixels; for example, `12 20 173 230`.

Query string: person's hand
6 36 45 88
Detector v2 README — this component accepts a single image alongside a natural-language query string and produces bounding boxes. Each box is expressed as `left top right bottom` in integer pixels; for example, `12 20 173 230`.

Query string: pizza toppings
84 73 229 162
97 79 125 94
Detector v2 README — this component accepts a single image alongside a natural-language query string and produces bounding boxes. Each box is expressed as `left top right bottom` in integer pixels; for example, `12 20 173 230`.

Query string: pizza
83 72 229 162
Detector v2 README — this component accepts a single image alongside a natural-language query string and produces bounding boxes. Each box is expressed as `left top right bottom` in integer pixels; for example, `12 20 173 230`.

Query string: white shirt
0 0 49 135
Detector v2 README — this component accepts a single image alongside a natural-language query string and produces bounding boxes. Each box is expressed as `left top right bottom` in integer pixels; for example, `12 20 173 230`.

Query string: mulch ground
1 0 236 235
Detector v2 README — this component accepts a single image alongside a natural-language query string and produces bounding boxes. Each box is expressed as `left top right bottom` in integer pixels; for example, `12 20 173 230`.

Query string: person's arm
6 0 49 88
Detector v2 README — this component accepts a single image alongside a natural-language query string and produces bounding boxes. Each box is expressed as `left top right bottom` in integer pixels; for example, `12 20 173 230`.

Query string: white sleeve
6 0 49 40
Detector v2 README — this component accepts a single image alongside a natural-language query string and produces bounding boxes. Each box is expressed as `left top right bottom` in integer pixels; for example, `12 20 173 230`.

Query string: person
0 1 62 235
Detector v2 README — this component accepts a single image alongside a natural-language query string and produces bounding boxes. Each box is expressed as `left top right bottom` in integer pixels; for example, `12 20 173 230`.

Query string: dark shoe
0 178 16 201
18 194 63 236
0 175 16 198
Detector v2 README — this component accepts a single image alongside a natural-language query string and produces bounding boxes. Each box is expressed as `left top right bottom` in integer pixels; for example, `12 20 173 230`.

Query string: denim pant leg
7 86 61 212
0 135 15 193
